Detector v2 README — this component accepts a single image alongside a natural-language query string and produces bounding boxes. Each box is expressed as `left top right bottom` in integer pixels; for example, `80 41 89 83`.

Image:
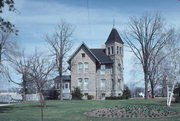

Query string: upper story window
120 47 122 54
108 47 110 55
82 53 85 57
78 62 83 73
100 79 106 90
117 46 119 54
84 62 89 73
100 65 106 75
111 46 114 54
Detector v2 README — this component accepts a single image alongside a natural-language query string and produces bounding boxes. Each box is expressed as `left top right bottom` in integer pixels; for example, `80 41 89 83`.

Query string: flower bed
85 105 180 118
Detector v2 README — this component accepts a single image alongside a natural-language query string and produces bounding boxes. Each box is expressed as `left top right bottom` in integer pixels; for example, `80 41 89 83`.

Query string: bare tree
0 28 19 91
46 20 74 100
147 29 180 98
124 13 173 99
6 50 33 101
28 51 55 121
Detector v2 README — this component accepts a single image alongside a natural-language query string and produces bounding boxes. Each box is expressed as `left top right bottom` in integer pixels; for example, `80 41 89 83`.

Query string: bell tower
105 27 124 96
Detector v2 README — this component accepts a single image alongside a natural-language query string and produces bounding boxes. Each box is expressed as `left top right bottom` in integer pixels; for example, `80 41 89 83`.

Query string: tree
125 13 173 99
0 28 19 91
28 51 55 121
46 20 74 100
0 0 18 34
7 50 33 101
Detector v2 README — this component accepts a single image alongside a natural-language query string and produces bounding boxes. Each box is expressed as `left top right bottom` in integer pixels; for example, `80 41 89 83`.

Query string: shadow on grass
0 106 14 113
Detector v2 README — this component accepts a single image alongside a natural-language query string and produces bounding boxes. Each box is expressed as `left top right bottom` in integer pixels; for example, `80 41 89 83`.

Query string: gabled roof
68 43 100 64
90 49 113 64
105 28 124 45
68 43 113 64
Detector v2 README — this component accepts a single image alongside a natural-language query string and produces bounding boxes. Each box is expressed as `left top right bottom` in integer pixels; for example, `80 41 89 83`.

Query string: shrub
106 86 131 100
105 96 123 100
87 95 94 100
174 85 180 103
122 85 131 99
71 87 83 100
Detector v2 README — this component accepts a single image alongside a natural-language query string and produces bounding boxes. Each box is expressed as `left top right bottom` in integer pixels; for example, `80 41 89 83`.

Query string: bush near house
106 86 131 100
87 95 94 100
174 85 180 103
122 86 131 99
71 87 83 100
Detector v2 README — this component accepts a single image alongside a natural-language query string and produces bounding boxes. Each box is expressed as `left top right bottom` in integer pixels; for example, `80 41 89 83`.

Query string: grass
0 99 179 121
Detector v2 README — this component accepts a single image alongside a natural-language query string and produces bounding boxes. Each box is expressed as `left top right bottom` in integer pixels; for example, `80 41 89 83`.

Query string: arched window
100 65 106 75
77 78 83 89
120 47 122 54
108 47 110 55
100 79 106 90
84 62 89 73
78 62 83 73
111 46 114 54
84 78 89 90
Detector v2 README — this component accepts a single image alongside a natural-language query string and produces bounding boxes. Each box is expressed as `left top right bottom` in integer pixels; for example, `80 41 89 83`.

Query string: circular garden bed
85 105 180 118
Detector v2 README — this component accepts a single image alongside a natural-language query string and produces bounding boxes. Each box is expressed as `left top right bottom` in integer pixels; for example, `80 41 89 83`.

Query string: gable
68 43 98 64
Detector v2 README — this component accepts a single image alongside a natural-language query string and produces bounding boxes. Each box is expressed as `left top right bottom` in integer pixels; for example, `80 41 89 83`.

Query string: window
78 62 83 73
108 47 110 55
111 46 114 54
117 46 119 54
118 63 122 72
84 78 89 90
56 83 59 89
84 62 89 73
100 79 106 90
82 53 85 57
112 79 115 90
117 79 121 90
120 47 122 54
65 83 68 89
78 78 83 89
101 93 106 100
100 65 105 74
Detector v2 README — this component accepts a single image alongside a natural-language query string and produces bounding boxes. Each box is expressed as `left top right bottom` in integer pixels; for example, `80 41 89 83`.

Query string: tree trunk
39 92 45 121
59 57 63 100
22 74 27 102
60 77 63 100
0 44 2 63
150 80 155 98
144 72 149 99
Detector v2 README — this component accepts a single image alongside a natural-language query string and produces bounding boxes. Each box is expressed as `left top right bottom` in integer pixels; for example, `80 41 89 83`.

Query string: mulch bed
84 105 180 118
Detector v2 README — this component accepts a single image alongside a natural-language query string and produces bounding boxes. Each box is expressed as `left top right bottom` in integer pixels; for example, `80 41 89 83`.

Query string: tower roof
105 28 124 45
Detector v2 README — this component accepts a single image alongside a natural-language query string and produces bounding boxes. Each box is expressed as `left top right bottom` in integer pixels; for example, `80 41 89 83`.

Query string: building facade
68 28 124 99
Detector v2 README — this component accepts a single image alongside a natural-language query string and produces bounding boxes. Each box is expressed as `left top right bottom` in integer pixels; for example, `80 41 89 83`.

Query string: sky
1 0 180 90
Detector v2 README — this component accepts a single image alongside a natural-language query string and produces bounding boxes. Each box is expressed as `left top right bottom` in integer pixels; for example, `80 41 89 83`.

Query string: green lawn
0 99 180 121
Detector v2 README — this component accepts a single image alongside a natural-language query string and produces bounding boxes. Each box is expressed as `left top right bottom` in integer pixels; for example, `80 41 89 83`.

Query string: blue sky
1 0 180 89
